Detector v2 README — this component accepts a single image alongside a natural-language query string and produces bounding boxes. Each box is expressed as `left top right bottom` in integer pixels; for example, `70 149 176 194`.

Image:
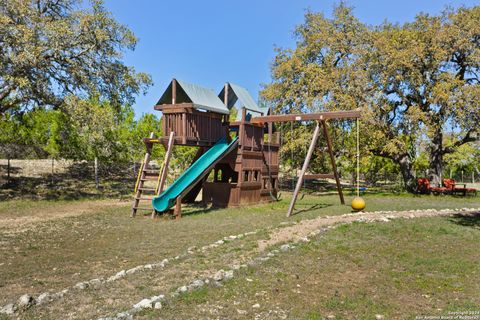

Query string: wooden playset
131 79 361 218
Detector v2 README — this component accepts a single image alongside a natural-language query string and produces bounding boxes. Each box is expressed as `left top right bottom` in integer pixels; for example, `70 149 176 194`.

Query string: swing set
133 78 363 218
250 110 362 216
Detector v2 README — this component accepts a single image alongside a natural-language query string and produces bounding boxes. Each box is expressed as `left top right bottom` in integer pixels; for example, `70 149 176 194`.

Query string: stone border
98 207 480 319
0 230 260 316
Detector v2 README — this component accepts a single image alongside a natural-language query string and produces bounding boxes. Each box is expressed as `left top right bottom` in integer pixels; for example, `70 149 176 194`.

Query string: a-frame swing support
250 109 360 217
285 120 345 217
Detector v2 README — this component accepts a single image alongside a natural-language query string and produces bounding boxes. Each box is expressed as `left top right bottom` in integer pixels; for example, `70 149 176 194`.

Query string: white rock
36 292 51 305
252 303 260 308
178 286 188 293
108 270 126 282
144 264 153 270
224 270 234 280
115 311 132 319
237 309 247 315
133 298 153 309
229 235 237 240
0 303 16 315
216 240 225 245
74 282 88 290
18 294 35 308
375 315 384 320
151 294 164 302
88 278 102 286
190 279 205 288
154 302 162 309
213 270 225 281
126 266 141 275
280 244 291 252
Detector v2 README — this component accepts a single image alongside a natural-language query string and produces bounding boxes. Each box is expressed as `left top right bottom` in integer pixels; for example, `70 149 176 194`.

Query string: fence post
461 170 464 183
472 172 475 184
94 157 99 189
51 158 54 184
7 158 10 180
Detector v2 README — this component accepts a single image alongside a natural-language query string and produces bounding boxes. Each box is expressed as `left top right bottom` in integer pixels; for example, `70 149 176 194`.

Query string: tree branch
442 129 478 155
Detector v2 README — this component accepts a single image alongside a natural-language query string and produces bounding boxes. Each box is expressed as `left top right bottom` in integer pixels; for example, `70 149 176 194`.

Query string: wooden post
172 79 177 104
287 122 321 217
51 158 55 185
94 157 99 189
224 83 229 106
174 196 182 219
157 132 175 194
239 107 246 151
321 120 345 205
151 131 175 218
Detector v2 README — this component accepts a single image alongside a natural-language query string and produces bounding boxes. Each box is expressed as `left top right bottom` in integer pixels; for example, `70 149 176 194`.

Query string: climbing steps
131 132 175 217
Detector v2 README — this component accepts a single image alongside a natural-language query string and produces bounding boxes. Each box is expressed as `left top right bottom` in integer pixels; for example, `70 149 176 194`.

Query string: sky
103 0 479 117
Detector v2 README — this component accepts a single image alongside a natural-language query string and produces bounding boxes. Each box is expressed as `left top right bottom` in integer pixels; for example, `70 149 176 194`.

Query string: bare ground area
0 199 129 233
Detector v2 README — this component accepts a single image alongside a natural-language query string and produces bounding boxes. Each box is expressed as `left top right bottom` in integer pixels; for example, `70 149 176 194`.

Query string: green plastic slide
152 136 238 213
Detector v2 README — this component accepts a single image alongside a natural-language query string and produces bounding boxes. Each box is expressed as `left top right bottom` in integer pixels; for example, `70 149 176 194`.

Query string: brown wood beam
321 120 345 205
172 79 177 104
304 174 335 180
287 122 321 217
151 131 175 218
250 110 361 124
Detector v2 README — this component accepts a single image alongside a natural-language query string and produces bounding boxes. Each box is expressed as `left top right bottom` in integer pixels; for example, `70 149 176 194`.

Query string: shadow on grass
292 203 332 215
179 204 224 218
449 211 480 229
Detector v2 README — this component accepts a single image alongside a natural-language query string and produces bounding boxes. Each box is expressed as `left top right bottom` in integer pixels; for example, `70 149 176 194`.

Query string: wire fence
1 158 478 200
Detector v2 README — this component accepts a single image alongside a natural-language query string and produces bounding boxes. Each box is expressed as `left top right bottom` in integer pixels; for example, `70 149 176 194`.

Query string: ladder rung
140 177 158 181
143 169 160 173
138 187 156 191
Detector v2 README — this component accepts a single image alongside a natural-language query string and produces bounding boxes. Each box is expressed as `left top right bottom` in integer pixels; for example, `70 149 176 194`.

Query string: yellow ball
351 197 366 211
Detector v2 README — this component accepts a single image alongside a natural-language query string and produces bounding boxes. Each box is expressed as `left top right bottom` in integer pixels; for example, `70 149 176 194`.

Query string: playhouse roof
218 83 264 120
157 79 229 114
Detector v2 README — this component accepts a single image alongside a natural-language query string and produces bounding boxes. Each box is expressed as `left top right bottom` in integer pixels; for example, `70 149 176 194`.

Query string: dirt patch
0 199 129 233
258 208 480 251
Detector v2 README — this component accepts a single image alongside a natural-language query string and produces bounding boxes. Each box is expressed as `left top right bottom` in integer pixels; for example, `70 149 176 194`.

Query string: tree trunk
428 128 443 187
398 154 417 193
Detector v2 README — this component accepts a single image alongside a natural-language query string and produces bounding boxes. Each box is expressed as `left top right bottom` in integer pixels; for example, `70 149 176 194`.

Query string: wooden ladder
131 132 174 218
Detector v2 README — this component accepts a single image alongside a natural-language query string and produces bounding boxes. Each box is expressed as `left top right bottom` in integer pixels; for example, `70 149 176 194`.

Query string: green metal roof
218 83 263 120
157 79 229 115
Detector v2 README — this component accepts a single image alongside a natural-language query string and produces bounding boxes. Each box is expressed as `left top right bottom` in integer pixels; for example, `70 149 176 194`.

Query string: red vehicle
417 178 477 196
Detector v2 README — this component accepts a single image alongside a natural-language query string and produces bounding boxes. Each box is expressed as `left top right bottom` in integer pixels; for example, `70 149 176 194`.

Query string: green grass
0 192 478 319
152 216 480 319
